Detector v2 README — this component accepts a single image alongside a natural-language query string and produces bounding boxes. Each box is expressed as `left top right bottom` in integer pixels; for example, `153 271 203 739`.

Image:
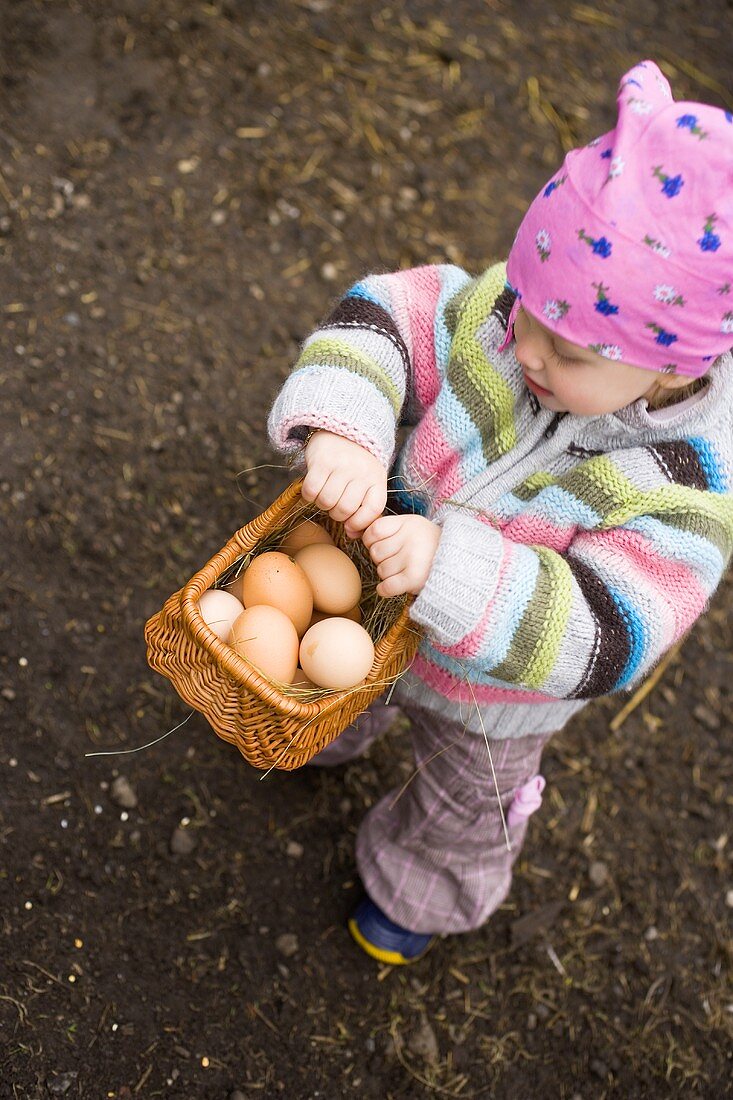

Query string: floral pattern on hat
593 283 620 316
652 165 684 197
543 299 570 322
506 59 733 377
653 284 685 306
535 229 552 262
676 113 709 140
589 343 624 360
698 215 721 252
578 229 613 257
647 322 678 346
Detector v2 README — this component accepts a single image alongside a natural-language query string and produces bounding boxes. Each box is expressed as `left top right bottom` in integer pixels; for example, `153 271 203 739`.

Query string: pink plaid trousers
310 698 551 935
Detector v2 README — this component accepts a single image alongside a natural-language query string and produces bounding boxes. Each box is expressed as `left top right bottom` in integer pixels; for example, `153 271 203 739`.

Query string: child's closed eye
552 347 580 367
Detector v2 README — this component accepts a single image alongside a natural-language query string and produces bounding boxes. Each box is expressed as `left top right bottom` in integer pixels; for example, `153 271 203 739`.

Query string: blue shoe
348 897 435 965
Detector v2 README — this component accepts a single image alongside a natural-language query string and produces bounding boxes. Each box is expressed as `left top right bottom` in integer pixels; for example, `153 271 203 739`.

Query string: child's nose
515 333 547 373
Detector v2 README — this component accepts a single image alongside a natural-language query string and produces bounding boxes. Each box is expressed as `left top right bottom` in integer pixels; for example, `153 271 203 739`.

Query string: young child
267 60 733 964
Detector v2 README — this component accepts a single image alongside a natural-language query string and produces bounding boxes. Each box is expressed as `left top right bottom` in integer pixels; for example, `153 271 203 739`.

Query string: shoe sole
347 917 435 965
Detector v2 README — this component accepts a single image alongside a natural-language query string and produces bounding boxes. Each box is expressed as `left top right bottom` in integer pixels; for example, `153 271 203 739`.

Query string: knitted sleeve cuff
408 509 504 648
267 368 398 469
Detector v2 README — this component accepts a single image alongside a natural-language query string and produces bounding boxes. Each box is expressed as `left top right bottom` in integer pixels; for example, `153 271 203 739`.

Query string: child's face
513 307 688 416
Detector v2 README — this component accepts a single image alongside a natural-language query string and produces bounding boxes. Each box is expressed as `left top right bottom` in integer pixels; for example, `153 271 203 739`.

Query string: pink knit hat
506 60 733 376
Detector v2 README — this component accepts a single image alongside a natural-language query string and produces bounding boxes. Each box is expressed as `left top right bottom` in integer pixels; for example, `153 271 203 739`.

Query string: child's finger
376 551 406 581
328 481 369 524
367 534 403 564
301 468 328 503
376 571 408 598
311 470 348 512
362 514 404 547
343 484 387 537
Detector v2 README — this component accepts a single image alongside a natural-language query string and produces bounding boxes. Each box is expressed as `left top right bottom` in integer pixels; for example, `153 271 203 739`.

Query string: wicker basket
144 477 422 771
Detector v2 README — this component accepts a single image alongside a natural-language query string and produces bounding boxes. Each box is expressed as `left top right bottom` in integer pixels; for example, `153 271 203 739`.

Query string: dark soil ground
1 1 732 1097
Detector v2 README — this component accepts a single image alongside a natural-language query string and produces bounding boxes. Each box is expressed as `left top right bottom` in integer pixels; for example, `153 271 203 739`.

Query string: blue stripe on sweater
460 435 495 483
609 585 647 688
431 381 487 476
689 437 727 493
495 485 602 528
625 515 725 582
346 282 388 310
435 267 473 377
481 542 540 667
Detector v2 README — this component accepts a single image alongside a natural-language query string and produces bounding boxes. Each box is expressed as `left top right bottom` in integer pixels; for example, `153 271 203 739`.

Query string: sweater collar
610 350 733 435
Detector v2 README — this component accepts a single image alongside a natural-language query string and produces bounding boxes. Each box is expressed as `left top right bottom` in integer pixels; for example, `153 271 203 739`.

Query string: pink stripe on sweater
434 464 464 504
583 527 708 638
501 512 576 552
412 655 558 705
409 411 459 496
404 266 443 408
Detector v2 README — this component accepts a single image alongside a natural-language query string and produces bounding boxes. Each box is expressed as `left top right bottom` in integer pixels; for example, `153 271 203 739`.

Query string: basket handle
178 477 322 719
177 475 420 716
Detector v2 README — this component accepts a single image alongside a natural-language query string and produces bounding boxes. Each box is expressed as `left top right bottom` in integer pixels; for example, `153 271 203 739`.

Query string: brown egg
299 618 375 690
197 589 245 641
229 605 299 684
294 544 362 614
223 571 245 603
307 603 361 630
290 667 317 690
240 551 313 636
279 519 334 556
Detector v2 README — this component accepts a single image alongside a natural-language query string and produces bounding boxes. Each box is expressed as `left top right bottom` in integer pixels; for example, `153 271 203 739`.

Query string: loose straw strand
464 678 512 853
85 711 195 757
387 725 469 811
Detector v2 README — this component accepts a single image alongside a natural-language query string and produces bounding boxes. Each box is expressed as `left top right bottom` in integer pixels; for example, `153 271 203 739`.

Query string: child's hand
362 514 442 598
302 430 388 538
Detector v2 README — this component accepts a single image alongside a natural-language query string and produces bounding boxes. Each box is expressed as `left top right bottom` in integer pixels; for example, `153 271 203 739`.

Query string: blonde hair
645 374 708 410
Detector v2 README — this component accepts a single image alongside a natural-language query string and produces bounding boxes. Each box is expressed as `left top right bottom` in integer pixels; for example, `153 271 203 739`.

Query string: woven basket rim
173 476 416 719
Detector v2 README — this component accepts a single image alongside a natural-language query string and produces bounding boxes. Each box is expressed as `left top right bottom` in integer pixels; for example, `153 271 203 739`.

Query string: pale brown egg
289 667 317 690
229 605 299 684
223 571 245 603
240 551 313 636
279 519 334 556
197 589 245 641
307 602 361 630
299 618 375 690
294 544 362 614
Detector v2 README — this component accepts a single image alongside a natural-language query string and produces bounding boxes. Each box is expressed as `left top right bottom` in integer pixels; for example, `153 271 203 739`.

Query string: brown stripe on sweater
443 280 475 338
565 554 631 698
490 286 517 329
651 508 733 558
647 440 709 490
323 295 412 418
488 284 542 417
324 296 411 371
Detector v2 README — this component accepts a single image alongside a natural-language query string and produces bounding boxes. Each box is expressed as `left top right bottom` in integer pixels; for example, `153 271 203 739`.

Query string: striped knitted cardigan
268 261 733 706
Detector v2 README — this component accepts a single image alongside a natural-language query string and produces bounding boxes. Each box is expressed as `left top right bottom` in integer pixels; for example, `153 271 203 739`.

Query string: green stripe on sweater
493 546 573 688
448 266 517 464
559 457 634 521
647 505 733 558
559 456 733 534
444 279 477 338
295 337 403 416
604 483 733 531
513 471 557 502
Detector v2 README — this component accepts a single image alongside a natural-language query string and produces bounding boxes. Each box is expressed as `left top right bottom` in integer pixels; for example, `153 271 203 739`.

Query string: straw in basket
144 477 422 771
